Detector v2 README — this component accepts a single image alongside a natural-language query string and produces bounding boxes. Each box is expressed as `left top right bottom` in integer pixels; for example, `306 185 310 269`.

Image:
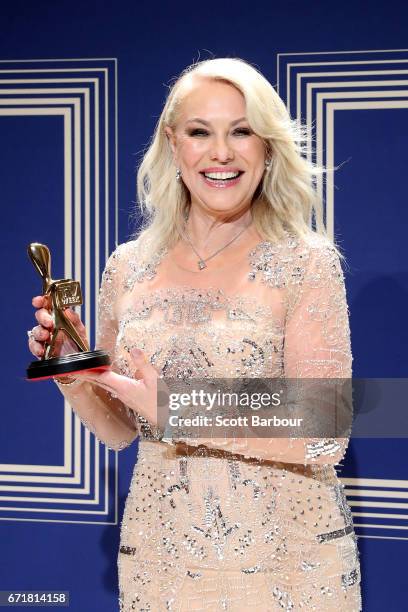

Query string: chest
113 286 286 379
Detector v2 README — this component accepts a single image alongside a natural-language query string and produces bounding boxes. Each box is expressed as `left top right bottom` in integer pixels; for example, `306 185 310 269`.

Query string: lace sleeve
162 239 353 466
281 240 352 463
54 245 140 451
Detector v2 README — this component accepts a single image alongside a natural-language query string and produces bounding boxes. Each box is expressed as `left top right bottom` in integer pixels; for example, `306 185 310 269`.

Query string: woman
28 58 362 611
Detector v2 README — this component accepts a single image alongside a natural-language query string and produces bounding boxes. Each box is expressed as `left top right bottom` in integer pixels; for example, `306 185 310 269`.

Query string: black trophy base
26 350 111 381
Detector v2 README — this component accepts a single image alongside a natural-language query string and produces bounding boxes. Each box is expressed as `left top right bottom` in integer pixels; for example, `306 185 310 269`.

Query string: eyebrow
185 116 248 126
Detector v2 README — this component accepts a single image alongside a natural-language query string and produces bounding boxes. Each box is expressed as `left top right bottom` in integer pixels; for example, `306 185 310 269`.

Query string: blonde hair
134 57 341 261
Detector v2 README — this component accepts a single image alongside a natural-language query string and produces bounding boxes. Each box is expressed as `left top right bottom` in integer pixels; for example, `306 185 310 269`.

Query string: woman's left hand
73 348 164 428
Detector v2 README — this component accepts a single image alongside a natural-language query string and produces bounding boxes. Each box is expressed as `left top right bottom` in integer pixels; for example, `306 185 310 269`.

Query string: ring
27 329 35 340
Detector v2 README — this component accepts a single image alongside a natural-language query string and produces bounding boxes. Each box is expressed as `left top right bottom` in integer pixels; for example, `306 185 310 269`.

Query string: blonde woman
28 58 362 611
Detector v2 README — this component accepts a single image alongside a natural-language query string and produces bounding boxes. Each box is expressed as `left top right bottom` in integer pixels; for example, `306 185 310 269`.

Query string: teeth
203 171 240 180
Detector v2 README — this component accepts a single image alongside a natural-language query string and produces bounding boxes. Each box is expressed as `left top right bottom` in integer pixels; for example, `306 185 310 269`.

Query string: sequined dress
66 231 362 611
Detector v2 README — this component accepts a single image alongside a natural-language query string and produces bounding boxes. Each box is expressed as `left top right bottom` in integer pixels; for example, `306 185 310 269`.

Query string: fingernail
132 348 143 357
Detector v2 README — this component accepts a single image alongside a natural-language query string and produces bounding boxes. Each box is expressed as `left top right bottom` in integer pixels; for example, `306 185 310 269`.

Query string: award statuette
26 243 111 380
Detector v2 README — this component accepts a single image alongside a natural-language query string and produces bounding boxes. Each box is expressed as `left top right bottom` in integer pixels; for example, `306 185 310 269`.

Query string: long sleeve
55 245 140 451
164 239 353 466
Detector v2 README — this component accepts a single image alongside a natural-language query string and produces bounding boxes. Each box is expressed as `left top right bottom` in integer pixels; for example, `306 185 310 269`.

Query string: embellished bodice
115 286 285 381
95 231 352 450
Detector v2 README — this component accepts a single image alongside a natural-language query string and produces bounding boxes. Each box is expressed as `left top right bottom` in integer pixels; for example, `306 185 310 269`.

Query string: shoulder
248 230 342 289
279 229 341 263
101 240 140 293
106 239 140 266
298 233 345 290
103 237 167 292
103 239 142 279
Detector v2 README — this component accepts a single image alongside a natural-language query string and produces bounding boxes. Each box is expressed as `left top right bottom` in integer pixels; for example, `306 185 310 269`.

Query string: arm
163 240 353 466
55 246 140 451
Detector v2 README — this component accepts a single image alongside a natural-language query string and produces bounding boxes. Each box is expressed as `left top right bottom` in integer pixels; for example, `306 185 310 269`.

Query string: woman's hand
73 349 166 429
28 295 88 358
28 298 166 429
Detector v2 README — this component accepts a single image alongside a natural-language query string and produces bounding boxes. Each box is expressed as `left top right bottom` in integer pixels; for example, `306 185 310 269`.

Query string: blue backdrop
1 1 407 610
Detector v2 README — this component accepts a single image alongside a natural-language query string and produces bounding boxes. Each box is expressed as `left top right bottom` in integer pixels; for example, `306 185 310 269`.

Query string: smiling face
165 78 268 218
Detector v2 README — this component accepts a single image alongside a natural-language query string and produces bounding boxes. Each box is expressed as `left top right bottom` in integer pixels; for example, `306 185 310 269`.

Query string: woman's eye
188 129 209 137
233 128 252 136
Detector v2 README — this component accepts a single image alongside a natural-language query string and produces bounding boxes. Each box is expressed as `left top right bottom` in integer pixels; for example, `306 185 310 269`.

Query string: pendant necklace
179 213 253 270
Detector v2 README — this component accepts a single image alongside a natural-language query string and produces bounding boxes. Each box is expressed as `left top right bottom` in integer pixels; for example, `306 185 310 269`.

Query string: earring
265 159 271 169
176 168 181 182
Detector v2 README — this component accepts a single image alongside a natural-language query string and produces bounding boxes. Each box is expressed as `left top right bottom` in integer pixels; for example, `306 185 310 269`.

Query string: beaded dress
66 231 362 611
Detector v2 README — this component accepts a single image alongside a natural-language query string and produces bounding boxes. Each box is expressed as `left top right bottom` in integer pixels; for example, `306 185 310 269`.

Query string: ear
164 125 177 157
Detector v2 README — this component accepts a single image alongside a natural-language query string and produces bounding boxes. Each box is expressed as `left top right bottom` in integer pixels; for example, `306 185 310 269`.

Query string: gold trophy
26 243 111 380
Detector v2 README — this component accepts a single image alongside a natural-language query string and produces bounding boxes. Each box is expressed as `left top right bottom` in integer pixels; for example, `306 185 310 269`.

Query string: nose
210 134 234 162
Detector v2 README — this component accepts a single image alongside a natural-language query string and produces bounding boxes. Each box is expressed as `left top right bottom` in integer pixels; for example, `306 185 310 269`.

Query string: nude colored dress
68 231 362 611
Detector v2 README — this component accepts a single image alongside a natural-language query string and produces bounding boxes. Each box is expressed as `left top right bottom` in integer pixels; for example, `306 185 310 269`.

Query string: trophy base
26 349 111 381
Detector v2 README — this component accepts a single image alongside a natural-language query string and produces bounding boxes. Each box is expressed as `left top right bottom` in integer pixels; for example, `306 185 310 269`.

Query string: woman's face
165 79 268 218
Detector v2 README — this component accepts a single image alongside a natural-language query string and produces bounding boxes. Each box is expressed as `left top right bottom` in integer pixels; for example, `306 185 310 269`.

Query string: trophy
26 243 111 380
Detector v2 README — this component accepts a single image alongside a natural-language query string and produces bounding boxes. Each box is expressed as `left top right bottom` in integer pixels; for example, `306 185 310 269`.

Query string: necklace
179 214 253 270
